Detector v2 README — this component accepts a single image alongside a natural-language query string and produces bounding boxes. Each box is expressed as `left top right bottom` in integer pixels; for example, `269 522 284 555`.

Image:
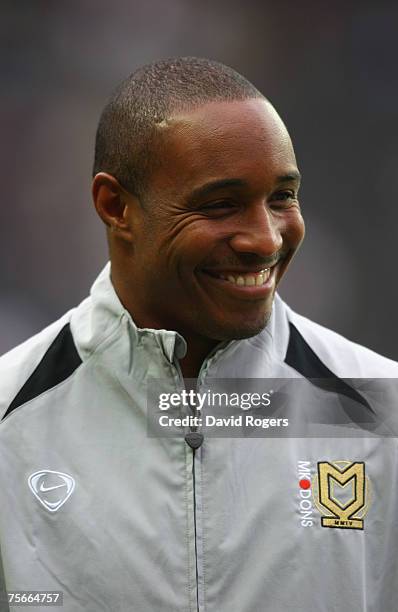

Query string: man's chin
209 311 273 342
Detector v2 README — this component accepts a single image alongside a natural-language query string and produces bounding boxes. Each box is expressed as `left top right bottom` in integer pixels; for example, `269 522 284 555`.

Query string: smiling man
93 90 304 377
1 58 398 612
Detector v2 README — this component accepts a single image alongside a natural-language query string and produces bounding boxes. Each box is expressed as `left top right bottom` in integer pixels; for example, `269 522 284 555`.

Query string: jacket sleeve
0 543 10 612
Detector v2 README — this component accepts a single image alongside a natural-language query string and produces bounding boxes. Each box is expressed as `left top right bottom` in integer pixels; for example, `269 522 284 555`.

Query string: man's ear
92 173 140 242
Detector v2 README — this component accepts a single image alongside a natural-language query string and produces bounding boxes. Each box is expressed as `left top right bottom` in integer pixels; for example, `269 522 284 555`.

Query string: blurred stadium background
1 1 397 359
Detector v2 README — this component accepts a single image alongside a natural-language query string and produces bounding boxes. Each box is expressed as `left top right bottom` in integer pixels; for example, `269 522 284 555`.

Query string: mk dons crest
312 461 371 530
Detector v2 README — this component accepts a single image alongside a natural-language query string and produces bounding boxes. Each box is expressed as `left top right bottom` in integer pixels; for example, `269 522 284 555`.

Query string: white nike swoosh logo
39 482 67 493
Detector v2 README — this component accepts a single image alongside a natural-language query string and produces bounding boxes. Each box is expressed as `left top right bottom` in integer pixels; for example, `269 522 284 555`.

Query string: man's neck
110 267 220 378
178 336 220 379
179 354 207 379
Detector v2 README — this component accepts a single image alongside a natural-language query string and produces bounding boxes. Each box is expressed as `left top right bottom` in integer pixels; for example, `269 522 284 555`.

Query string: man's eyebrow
188 172 302 202
189 178 248 201
277 171 302 183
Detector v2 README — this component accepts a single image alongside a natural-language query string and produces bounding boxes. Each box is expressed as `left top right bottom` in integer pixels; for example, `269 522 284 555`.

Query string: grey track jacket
1 264 398 612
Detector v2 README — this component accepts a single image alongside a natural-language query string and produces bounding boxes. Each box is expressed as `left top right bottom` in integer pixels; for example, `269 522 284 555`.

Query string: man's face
125 98 305 344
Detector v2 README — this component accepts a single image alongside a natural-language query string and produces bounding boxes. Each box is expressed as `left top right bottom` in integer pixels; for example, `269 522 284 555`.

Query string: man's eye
274 191 296 200
270 191 298 206
200 201 236 211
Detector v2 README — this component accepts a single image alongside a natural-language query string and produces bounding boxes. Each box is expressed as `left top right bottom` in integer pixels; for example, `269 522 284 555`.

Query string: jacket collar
71 263 291 373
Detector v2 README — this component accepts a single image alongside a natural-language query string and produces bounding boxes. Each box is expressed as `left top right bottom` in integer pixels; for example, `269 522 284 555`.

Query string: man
0 57 397 611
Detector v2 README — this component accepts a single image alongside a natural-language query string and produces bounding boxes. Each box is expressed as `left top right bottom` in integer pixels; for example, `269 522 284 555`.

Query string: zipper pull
185 432 204 449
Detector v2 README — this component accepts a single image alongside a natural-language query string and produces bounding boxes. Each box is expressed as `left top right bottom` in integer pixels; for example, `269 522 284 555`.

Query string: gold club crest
312 461 371 530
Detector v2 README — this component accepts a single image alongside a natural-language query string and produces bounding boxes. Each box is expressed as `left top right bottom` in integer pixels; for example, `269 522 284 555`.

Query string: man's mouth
209 268 271 287
200 265 278 297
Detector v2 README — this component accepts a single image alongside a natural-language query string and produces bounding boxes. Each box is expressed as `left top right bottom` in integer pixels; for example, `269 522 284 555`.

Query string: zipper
190 376 205 612
174 346 226 612
192 448 199 612
171 359 200 611
187 389 201 612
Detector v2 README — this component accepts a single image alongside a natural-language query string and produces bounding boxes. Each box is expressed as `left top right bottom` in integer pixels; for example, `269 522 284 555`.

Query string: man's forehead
157 98 288 142
151 98 297 189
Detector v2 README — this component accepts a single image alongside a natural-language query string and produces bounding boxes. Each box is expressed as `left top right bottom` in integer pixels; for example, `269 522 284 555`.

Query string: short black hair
93 57 264 201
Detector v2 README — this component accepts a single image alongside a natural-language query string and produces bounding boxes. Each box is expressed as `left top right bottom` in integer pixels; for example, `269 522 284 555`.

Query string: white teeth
220 268 271 287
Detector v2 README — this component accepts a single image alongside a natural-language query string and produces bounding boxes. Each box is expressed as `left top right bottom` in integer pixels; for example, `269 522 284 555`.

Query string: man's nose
228 204 283 258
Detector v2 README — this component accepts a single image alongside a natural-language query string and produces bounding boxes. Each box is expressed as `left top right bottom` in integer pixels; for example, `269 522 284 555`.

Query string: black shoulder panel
285 322 374 415
3 323 82 420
